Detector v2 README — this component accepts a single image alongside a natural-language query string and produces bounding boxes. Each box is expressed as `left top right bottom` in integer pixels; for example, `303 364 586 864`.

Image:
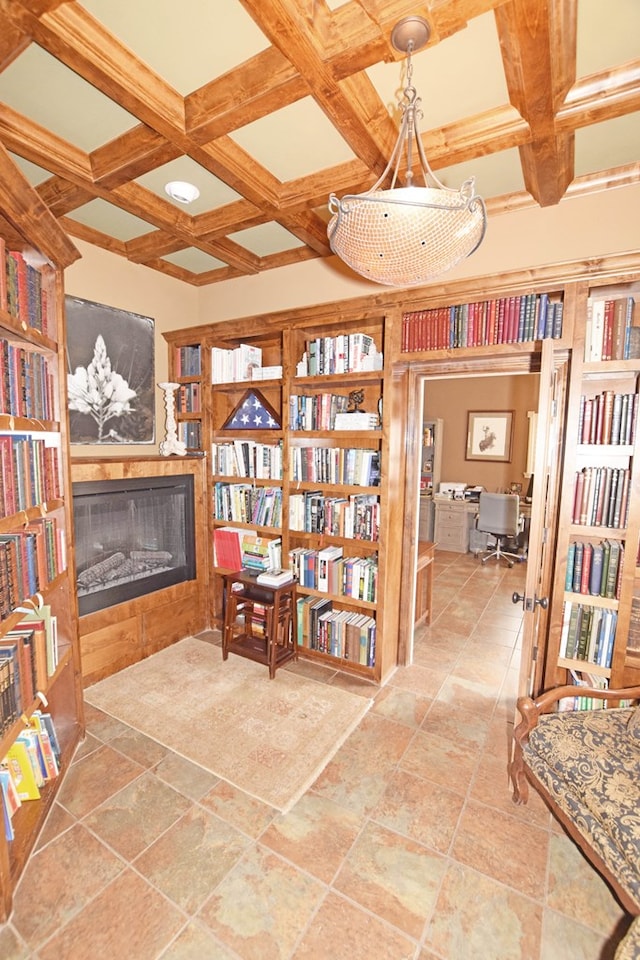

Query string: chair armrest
515 685 640 745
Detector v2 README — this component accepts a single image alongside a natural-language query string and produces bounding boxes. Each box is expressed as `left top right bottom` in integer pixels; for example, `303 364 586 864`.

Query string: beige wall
64 183 640 457
423 374 539 493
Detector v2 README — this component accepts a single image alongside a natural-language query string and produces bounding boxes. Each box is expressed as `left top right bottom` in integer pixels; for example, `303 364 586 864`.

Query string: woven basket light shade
327 14 486 288
328 185 486 287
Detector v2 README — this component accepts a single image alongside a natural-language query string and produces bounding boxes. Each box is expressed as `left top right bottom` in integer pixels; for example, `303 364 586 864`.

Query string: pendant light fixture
328 15 487 287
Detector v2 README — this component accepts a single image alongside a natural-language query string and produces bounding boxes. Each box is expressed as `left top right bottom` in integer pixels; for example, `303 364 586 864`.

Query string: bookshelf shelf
0 147 82 920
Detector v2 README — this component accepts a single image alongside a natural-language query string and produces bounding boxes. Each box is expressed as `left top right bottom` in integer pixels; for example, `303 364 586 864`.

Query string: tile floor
0 550 633 959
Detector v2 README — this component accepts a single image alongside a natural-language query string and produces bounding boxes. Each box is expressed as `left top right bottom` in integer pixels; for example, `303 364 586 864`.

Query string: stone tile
341 710 415 763
134 805 251 914
334 821 447 938
309 741 393 817
452 799 549 899
540 909 616 960
427 862 542 959
199 844 326 960
546 833 626 935
81 703 132 743
161 919 240 959
37 869 185 960
292 892 417 959
470 750 551 829
57 744 145 818
35 801 76 850
71 731 102 762
399 729 479 796
420 698 492 750
83 771 192 860
371 685 433 728
154 750 221 800
10 824 124 949
436 674 499 717
108 727 169 768
388 662 449 699
0 924 29 960
200 779 277 837
261 793 362 884
375 768 465 854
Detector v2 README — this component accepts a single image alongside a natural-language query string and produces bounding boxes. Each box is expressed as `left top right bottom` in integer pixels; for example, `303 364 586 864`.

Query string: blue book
589 542 604 595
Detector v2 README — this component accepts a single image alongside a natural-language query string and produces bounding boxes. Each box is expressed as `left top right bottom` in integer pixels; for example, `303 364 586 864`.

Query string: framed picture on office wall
466 410 514 462
65 296 155 444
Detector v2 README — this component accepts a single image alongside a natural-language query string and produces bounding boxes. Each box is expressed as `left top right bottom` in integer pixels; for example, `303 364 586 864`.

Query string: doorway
395 345 567 694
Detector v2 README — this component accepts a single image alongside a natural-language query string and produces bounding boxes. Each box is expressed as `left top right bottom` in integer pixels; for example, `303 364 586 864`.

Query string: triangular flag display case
222 389 281 430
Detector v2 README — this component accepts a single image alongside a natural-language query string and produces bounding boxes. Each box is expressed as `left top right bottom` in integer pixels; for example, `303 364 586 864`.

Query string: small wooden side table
415 541 435 625
222 571 297 678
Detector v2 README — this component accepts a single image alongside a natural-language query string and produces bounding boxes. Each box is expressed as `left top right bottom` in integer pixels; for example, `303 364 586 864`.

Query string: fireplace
72 474 196 616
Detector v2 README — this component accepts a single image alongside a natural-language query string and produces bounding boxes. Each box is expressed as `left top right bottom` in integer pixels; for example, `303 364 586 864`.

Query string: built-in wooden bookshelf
165 312 393 682
0 145 82 921
544 280 640 704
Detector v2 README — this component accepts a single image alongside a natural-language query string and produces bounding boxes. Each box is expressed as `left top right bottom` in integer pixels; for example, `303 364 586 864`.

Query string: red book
580 542 593 594
572 470 585 524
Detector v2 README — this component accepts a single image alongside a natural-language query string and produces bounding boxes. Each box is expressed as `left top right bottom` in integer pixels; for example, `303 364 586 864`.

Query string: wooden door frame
394 348 557 667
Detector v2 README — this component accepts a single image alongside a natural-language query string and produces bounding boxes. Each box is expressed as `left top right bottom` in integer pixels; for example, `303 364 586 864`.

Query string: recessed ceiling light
165 180 200 204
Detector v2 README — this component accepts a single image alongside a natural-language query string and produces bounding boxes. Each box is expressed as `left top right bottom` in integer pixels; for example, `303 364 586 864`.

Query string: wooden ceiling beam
276 210 332 255
558 60 640 129
185 47 309 143
495 0 572 206
238 0 398 172
91 127 182 189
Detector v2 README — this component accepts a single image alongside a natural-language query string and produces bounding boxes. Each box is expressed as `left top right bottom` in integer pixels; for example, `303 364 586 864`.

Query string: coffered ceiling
0 0 638 287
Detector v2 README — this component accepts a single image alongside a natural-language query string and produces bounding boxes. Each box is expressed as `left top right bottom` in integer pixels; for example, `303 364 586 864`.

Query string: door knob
512 592 548 610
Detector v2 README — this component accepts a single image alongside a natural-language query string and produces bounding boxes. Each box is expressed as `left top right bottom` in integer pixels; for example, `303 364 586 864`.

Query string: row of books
290 546 377 603
175 382 201 414
0 519 65 621
557 671 611 712
0 607 58 732
0 338 56 421
564 539 623 599
174 344 201 377
583 296 637 362
1 710 61 839
289 491 380 541
401 293 564 352
578 390 638 446
211 343 280 383
211 440 283 479
289 447 380 487
177 421 201 449
571 466 630 529
0 240 57 338
0 434 61 519
213 483 282 528
289 393 350 431
559 601 617 669
297 596 376 665
296 332 383 377
212 527 283 573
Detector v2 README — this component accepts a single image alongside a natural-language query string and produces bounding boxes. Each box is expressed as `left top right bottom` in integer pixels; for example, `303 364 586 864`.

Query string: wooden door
516 339 570 698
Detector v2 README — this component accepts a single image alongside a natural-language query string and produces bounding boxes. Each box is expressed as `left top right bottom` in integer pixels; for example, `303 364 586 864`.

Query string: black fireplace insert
72 474 196 616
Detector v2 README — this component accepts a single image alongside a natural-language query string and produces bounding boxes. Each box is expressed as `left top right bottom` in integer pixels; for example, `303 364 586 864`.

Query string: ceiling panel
0 0 636 287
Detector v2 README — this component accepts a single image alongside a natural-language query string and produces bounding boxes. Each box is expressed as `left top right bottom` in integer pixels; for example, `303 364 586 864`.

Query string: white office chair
476 493 524 567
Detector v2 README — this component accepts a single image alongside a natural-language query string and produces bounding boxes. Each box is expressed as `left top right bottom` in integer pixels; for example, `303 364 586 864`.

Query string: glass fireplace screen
72 474 196 616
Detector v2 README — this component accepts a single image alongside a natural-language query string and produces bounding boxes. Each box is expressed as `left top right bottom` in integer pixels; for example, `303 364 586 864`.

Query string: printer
437 482 467 501
465 485 486 502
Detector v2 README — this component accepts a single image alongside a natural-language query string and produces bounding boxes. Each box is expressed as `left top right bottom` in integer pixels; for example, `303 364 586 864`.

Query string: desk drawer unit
434 501 471 553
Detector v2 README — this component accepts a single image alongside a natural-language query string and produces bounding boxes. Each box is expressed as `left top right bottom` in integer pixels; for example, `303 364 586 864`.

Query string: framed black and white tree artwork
65 296 155 444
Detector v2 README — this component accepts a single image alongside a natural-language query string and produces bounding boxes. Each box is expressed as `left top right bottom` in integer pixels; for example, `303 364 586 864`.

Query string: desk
434 499 478 553
222 571 297 678
415 541 435 625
